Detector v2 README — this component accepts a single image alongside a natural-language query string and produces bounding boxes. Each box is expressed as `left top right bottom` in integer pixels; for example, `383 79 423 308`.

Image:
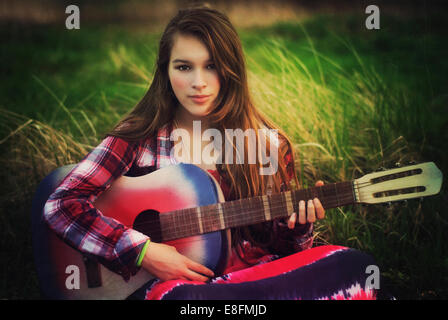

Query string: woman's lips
189 95 211 104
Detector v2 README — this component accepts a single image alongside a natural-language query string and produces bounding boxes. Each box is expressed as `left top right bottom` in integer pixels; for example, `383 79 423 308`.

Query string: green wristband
136 239 151 267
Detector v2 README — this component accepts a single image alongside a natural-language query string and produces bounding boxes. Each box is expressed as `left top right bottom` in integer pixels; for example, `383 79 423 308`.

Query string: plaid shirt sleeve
43 135 149 281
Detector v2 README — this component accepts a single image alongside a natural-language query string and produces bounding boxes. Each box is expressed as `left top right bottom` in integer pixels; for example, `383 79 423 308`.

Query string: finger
315 180 324 187
184 269 211 282
313 197 325 220
186 258 215 278
288 212 297 229
307 199 316 223
298 200 307 224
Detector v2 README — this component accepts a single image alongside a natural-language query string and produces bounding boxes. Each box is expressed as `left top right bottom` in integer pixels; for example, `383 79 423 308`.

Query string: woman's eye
175 64 215 71
176 65 190 71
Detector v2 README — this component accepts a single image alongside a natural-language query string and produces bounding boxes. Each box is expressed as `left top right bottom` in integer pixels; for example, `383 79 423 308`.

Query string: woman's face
168 33 221 119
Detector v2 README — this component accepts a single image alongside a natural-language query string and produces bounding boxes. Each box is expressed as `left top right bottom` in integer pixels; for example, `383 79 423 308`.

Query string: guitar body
31 163 230 300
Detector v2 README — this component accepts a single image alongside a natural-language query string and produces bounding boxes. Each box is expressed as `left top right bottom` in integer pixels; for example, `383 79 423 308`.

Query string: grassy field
1 11 447 299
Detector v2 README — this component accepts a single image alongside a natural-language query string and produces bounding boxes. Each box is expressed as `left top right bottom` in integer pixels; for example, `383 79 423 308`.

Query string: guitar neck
159 181 355 241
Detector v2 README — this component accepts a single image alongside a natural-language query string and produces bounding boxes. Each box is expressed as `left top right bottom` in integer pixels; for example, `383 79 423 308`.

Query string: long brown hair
108 6 299 252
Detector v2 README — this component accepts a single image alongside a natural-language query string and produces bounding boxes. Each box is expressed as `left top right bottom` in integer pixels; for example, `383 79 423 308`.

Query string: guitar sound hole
133 210 162 243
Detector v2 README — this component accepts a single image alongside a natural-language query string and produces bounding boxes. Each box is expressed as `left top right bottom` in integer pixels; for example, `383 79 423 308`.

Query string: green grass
1 12 447 299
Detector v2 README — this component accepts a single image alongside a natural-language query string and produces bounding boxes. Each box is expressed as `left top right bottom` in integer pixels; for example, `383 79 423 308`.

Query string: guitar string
152 189 417 240
134 182 354 230
139 191 384 241
138 190 351 235
132 182 361 235
160 192 357 238
132 184 358 237
160 181 421 239
129 174 420 238
134 168 416 223
134 178 404 235
132 178 415 237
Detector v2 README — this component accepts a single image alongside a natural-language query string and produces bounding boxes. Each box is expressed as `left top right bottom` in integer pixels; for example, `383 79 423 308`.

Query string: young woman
44 7 378 300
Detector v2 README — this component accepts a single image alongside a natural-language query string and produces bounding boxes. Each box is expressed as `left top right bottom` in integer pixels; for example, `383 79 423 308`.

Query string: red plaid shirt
44 122 312 281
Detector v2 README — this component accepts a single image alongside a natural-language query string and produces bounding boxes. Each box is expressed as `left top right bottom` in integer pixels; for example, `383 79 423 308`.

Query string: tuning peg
394 162 402 168
383 201 393 208
407 160 417 165
375 166 386 172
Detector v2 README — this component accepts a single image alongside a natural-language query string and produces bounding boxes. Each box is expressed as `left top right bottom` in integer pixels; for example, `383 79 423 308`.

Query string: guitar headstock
353 162 443 205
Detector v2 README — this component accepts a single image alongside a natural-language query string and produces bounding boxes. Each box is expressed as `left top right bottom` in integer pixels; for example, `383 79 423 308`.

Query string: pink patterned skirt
130 244 378 300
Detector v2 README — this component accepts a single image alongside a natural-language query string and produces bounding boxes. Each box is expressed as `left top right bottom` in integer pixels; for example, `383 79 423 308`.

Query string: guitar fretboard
159 181 354 241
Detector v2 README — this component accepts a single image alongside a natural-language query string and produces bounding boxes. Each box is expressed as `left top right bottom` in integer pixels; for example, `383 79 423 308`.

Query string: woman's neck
174 107 210 132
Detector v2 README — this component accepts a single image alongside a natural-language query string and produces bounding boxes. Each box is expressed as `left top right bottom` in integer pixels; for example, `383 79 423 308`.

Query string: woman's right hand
140 242 215 282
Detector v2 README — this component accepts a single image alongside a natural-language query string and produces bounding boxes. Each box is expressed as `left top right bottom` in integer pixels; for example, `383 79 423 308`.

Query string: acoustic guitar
31 162 443 299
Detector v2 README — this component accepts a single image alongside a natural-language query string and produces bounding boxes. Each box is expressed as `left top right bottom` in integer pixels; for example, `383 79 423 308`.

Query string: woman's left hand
287 180 325 229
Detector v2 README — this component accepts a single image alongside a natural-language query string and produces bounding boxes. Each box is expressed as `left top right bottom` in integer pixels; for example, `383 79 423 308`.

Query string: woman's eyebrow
172 58 213 63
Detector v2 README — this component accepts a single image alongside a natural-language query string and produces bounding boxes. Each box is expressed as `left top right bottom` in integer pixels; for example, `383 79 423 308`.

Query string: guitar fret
291 189 302 212
221 201 232 229
283 191 294 215
203 205 214 233
236 198 249 227
177 209 188 239
178 209 184 236
182 209 191 237
334 183 340 206
290 189 297 212
196 207 203 234
321 184 333 208
235 199 243 227
253 197 265 226
217 202 225 231
311 186 318 199
261 194 271 221
171 211 177 237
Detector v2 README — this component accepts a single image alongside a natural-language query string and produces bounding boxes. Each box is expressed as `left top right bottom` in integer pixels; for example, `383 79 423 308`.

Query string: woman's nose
192 70 207 89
